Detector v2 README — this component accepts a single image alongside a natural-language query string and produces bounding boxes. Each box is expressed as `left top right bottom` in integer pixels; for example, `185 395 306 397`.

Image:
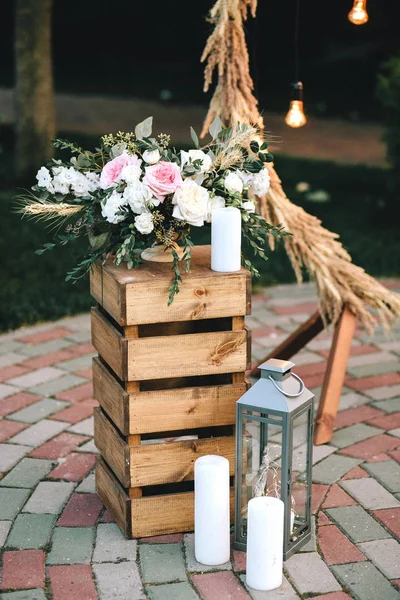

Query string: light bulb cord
294 0 300 84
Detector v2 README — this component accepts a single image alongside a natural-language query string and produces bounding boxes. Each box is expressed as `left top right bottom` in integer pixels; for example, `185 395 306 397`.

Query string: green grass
1 129 399 333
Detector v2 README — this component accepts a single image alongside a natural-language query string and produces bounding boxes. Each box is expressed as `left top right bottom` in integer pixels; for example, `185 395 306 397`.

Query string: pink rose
143 161 183 201
100 153 141 189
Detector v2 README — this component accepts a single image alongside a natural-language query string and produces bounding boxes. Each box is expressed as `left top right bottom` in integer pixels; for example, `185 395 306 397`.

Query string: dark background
0 0 398 121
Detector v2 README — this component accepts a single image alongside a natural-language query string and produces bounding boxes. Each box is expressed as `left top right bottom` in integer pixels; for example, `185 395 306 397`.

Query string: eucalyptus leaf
135 116 153 140
209 116 223 139
88 231 110 251
190 127 200 149
110 143 127 158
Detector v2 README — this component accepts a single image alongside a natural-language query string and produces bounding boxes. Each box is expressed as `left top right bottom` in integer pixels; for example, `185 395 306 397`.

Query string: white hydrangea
143 149 160 165
237 170 253 187
36 167 53 191
84 171 101 192
134 212 154 234
101 191 127 224
121 164 142 184
248 168 270 197
123 180 153 214
206 195 225 223
172 179 209 227
224 171 243 195
241 200 256 213
51 167 71 195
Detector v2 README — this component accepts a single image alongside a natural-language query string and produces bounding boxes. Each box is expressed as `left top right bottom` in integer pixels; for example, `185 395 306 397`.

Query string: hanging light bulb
348 0 369 25
285 82 307 128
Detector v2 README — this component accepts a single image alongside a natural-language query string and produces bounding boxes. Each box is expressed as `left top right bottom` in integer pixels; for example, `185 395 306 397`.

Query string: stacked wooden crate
90 245 251 538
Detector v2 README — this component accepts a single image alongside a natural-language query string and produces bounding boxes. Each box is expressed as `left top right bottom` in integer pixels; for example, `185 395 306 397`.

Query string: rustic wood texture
96 456 131 537
94 408 130 486
314 306 356 445
91 307 125 380
92 358 129 432
90 246 250 326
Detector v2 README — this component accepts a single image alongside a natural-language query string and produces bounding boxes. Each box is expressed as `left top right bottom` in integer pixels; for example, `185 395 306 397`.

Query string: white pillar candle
194 455 230 565
246 497 284 591
211 207 241 272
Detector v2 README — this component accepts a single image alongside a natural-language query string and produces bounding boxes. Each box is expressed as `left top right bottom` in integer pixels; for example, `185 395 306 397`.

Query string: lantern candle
211 207 241 272
246 497 284 591
194 455 230 565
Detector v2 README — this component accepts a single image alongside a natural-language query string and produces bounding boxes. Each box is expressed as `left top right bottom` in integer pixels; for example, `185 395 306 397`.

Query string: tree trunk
15 0 55 181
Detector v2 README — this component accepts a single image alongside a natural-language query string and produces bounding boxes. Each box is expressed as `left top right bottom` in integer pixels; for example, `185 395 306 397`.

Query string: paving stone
367 412 400 431
29 432 89 459
55 354 95 372
0 384 20 399
334 406 384 430
0 521 12 547
19 338 75 360
191 572 250 600
141 534 183 543
341 478 400 510
318 524 366 565
146 582 200 600
0 420 28 442
312 443 337 464
56 382 93 403
326 506 391 542
23 481 75 514
233 550 246 572
0 352 26 368
0 444 31 473
66 342 95 356
347 351 397 368
372 508 400 538
93 562 145 599
46 526 95 564
0 365 31 384
240 574 300 599
340 434 400 460
389 449 400 463
391 428 400 438
0 488 30 520
0 341 24 355
139 543 187 584
347 361 400 379
7 367 65 389
57 493 103 526
65 330 91 343
312 483 329 513
358 539 400 579
75 472 96 493
75 439 98 454
322 484 357 508
9 420 69 447
298 516 316 552
20 349 77 370
371 397 400 411
0 589 47 599
0 392 42 417
93 523 137 563
338 393 369 411
331 561 400 600
6 514 56 549
0 458 53 488
318 511 333 526
48 453 96 481
17 327 73 345
28 374 87 397
300 594 350 600
363 460 400 493
347 373 400 392
342 465 369 480
331 423 383 449
0 549 45 590
379 340 400 353
183 533 231 572
67 416 94 436
48 564 98 600
7 398 70 423
312 455 361 484
50 402 94 424
284 552 341 595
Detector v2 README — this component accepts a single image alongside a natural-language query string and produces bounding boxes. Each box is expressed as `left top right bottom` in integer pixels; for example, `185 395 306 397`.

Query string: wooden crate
91 245 251 538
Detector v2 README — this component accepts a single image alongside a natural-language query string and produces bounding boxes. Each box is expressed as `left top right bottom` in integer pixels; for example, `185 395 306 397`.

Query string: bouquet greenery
18 116 288 304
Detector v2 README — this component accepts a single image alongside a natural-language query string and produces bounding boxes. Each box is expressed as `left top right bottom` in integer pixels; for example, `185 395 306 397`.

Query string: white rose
123 180 153 214
135 212 154 234
143 149 160 164
224 171 243 195
36 167 53 191
188 150 212 173
84 171 101 192
172 179 209 227
248 168 270 197
237 170 253 187
101 191 127 224
121 164 142 184
241 200 256 213
206 195 225 223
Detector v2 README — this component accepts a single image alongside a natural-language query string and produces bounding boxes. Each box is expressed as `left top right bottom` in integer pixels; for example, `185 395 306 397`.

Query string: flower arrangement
18 117 288 304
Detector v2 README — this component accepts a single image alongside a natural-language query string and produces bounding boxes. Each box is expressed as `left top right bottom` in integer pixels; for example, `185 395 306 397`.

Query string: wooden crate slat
91 307 125 379
92 358 129 432
96 456 131 537
130 436 235 487
94 408 130 487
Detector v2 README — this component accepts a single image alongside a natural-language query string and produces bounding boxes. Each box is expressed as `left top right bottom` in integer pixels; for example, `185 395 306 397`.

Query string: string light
348 0 369 25
285 0 307 128
285 83 307 128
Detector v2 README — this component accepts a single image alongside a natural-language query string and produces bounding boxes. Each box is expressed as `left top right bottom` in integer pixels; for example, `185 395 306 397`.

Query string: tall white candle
194 455 230 565
211 207 241 272
246 497 284 591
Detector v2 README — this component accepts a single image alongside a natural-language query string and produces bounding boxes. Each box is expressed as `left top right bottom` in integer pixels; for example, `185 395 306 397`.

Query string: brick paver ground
0 281 400 599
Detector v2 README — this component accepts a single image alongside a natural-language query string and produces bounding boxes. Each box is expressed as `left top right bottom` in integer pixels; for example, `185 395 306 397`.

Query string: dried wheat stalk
201 0 400 333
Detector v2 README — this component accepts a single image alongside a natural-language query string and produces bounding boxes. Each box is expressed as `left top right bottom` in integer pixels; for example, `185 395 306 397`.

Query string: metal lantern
234 358 314 560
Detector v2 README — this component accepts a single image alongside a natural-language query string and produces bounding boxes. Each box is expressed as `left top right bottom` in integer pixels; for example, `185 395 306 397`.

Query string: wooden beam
314 306 356 445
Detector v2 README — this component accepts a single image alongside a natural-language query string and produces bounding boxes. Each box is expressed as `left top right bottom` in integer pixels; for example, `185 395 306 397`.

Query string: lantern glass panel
290 408 312 540
239 411 283 538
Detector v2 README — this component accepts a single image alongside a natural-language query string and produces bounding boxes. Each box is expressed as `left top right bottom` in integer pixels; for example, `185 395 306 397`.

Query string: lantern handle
268 373 304 397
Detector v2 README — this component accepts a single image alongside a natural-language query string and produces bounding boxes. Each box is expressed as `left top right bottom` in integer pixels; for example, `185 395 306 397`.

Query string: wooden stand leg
314 306 356 445
248 311 324 377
